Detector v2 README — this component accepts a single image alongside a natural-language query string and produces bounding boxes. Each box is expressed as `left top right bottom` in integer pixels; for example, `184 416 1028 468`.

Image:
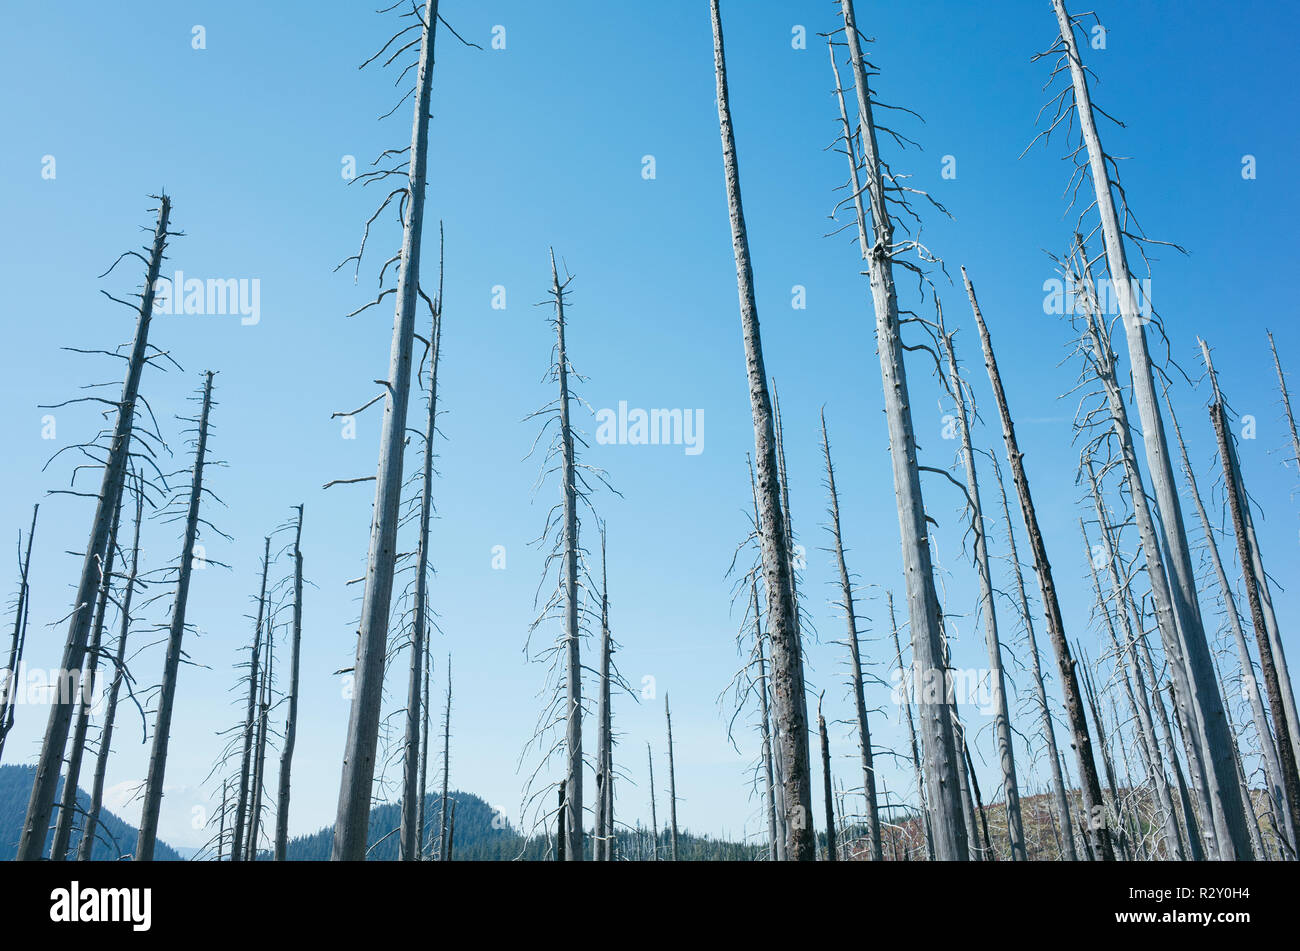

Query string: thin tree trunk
888 591 934 861
78 485 142 862
218 779 227 861
555 781 566 862
596 526 612 861
818 704 837 861
832 4 967 859
938 317 1026 860
666 695 679 861
445 799 455 861
647 743 659 862
438 656 451 860
1053 0 1250 859
991 458 1078 860
966 270 1114 860
275 506 305 862
136 370 215 861
820 413 882 860
231 536 270 862
710 0 813 860
246 640 272 862
19 196 171 861
0 504 38 766
417 644 430 858
753 585 780 861
333 0 439 861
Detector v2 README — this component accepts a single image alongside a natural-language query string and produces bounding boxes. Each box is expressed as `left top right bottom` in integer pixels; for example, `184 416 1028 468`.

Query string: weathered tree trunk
753 585 780 861
1078 648 1128 859
401 251 443 861
1052 0 1250 859
0 504 38 766
832 3 967 860
78 485 142 862
52 491 124 860
136 370 215 861
709 0 813 860
818 705 837 862
417 644 430 859
666 695 679 861
445 799 456 862
1166 389 1294 850
887 591 934 861
960 728 996 861
245 640 272 861
1204 341 1300 844
938 318 1026 860
820 413 882 860
555 781 566 862
333 0 439 861
231 536 271 862
595 526 613 861
966 270 1114 860
991 459 1078 860
438 656 451 860
647 743 659 861
18 196 171 861
275 507 305 862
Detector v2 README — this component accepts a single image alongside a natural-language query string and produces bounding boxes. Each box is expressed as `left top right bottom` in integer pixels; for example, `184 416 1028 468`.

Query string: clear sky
1 0 1297 852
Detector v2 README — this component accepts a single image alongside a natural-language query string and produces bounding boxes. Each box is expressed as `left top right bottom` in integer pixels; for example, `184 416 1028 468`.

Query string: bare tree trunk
52 491 124 860
0 504 38 766
938 318 1026 860
1213 649 1269 860
333 0 439 861
555 781 566 862
666 695 679 861
991 458 1078 860
887 591 934 861
417 644 430 859
437 656 451 860
832 3 968 860
1052 0 1250 859
709 0 813 860
218 779 227 861
1166 388 1294 850
275 507 305 862
966 270 1114 860
18 196 171 861
820 413 882 860
246 640 272 862
231 536 271 862
78 485 142 862
646 743 659 861
595 526 612 861
446 799 456 861
401 243 443 862
1204 341 1300 844
136 370 215 861
818 703 837 862
753 585 780 861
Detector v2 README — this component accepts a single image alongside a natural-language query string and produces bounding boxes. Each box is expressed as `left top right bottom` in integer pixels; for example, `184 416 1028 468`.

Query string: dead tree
52 491 125 860
445 799 456 861
136 370 216 861
417 643 431 859
0 504 38 765
275 506 305 861
556 781 566 862
938 315 1026 860
77 482 142 861
990 458 1078 860
666 695 680 861
819 412 881 860
1203 339 1300 843
1166 388 1294 850
966 270 1114 860
595 525 615 861
817 697 837 862
647 743 659 861
246 637 273 861
887 591 934 860
1040 0 1250 859
333 0 440 861
754 616 780 860
401 237 443 861
231 536 271 861
437 656 451 860
19 196 174 861
829 2 967 860
709 0 812 860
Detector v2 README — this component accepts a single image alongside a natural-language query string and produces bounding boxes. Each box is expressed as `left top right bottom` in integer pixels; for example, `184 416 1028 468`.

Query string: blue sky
1 0 1297 852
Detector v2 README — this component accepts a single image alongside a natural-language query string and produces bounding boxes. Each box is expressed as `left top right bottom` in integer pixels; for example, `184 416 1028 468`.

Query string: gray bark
438 656 451 860
753 609 780 860
275 507 305 862
245 637 272 861
818 705 837 861
136 370 215 861
0 504 38 765
231 536 271 862
595 526 614 862
666 695 679 861
333 0 439 861
18 196 171 861
646 743 658 861
887 591 934 861
710 0 813 860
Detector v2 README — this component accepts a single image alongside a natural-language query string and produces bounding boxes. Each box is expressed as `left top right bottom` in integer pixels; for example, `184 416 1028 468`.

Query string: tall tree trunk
555 781 566 862
0 504 38 766
646 743 659 861
595 526 613 861
818 704 837 862
19 196 171 860
136 370 215 861
1052 0 1250 859
417 642 430 858
966 270 1114 860
275 507 305 862
1204 341 1300 844
753 585 780 861
401 242 443 861
246 639 272 861
709 0 813 860
666 696 679 861
887 591 934 861
232 536 271 862
78 485 142 862
52 491 124 860
832 3 967 859
991 458 1078 860
938 317 1026 860
333 0 439 861
820 413 882 860
438 656 451 860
